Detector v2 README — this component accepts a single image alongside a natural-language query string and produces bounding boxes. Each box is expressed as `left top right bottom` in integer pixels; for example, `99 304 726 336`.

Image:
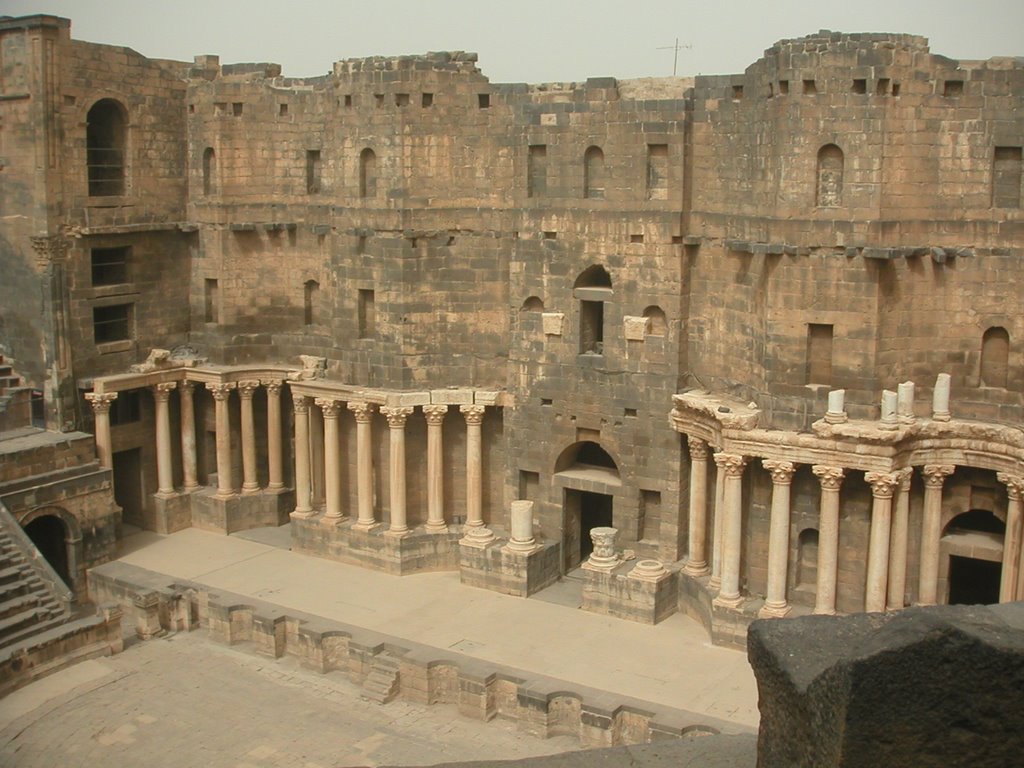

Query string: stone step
0 612 69 652
0 606 46 640
0 564 35 585
0 593 40 621
361 657 401 704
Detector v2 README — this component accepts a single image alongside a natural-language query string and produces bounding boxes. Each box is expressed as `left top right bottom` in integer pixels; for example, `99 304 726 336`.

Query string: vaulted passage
24 515 69 586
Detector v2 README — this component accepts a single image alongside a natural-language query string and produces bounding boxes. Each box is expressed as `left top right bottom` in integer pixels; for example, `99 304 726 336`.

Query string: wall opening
520 296 545 312
583 145 605 199
579 301 604 354
304 280 319 326
802 79 817 95
306 149 321 194
563 489 613 570
639 489 661 541
113 447 144 527
806 323 833 385
24 515 70 587
646 144 668 200
358 289 376 338
796 528 819 589
642 305 667 337
91 246 129 286
202 147 215 196
204 279 219 323
109 390 141 425
816 144 844 207
518 470 540 500
948 556 1001 605
359 148 377 198
93 304 132 344
943 80 964 97
992 147 1022 208
980 327 1009 388
528 144 547 198
86 99 127 196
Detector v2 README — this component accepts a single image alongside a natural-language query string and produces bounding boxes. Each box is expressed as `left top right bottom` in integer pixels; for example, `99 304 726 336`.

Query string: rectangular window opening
876 77 891 95
852 79 867 94
374 93 384 108
528 144 547 198
518 470 540 501
204 278 219 324
91 246 129 286
806 323 834 385
639 489 662 541
778 79 789 95
395 93 410 107
891 82 901 97
421 93 434 107
344 94 353 108
630 234 644 244
306 149 322 194
93 304 132 344
624 407 638 417
944 80 964 97
279 103 289 116
110 390 141 426
732 85 744 100
357 235 368 254
358 289 376 338
992 146 1023 208
232 102 243 116
478 93 490 109
543 231 557 240
802 79 817 95
580 300 604 355
646 143 669 200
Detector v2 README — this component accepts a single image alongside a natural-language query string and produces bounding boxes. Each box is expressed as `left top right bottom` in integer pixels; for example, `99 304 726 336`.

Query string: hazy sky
5 0 1023 83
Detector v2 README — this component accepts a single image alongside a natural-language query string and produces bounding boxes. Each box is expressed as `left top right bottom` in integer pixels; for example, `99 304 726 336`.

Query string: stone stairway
0 356 33 433
0 523 71 652
361 654 401 704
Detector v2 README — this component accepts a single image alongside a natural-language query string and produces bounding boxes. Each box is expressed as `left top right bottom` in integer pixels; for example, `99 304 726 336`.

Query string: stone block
429 388 474 405
459 538 559 597
581 560 678 624
623 315 651 341
541 312 565 336
151 492 191 535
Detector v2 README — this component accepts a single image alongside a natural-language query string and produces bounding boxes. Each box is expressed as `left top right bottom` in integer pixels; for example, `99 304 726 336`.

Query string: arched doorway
554 441 620 571
24 514 71 587
941 509 1004 605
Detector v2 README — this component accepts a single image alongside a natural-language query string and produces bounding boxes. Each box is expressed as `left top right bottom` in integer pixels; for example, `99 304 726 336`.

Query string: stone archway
554 441 620 571
940 509 1004 605
18 506 83 597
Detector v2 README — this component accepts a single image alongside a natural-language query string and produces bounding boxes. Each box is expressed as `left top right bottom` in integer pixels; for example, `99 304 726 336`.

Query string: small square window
344 94 353 107
232 102 243 116
93 304 132 344
396 93 409 107
802 79 817 95
478 93 490 109
91 246 129 286
374 93 384 107
732 85 743 100
422 93 434 107
944 80 964 97
778 80 789 95
852 79 867 94
279 103 289 116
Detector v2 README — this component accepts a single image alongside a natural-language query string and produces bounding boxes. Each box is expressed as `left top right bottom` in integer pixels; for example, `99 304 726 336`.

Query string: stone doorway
939 509 1004 605
563 489 613 570
947 555 1001 605
113 447 144 527
24 514 70 587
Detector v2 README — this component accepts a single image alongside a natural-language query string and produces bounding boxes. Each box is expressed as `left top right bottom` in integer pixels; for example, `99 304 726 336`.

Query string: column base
290 509 316 520
384 527 410 539
813 606 837 616
758 602 792 619
708 576 722 590
321 514 349 527
350 520 381 533
712 593 744 610
242 485 261 496
425 521 450 534
460 525 496 548
683 560 710 577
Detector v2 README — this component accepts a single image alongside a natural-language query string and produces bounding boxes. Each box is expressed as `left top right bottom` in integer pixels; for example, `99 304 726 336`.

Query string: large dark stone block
748 604 1024 767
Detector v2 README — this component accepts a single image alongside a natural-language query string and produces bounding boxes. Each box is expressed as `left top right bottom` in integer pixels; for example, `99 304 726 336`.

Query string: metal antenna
656 37 692 76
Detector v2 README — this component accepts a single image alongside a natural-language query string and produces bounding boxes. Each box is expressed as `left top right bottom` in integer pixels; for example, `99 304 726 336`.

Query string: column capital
237 379 261 399
423 403 449 425
85 392 118 413
865 471 901 499
460 404 486 425
153 381 177 401
922 464 955 488
687 436 709 460
347 401 375 423
293 395 311 415
812 465 846 490
895 467 913 491
315 397 343 418
997 473 1024 501
261 379 284 396
179 379 196 395
205 382 236 401
713 452 747 477
762 460 797 485
381 405 413 428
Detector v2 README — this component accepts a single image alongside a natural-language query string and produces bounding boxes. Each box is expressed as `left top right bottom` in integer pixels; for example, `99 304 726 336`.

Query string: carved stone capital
687 436 709 461
812 465 846 491
895 467 913 492
30 234 70 269
922 464 955 489
315 397 343 418
762 460 796 485
261 379 283 396
997 473 1024 502
293 395 311 416
153 381 177 402
237 380 261 399
422 404 449 426
713 452 747 477
460 404 486 426
347 401 375 423
381 405 413 428
205 382 236 401
865 471 900 499
179 380 196 396
85 392 118 414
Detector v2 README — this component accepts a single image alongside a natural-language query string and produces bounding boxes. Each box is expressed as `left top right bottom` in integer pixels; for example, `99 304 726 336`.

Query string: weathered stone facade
1 16 1022 644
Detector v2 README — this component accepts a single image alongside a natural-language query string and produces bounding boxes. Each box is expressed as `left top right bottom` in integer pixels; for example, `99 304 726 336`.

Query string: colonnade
682 435 1024 615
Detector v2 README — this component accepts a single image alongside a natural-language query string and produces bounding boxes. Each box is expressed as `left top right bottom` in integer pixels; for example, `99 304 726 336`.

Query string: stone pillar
886 468 913 610
179 381 199 490
348 402 377 530
932 373 951 421
263 380 284 490
760 461 796 618
153 382 177 497
709 455 727 590
460 404 494 545
206 383 236 497
85 392 117 470
237 380 260 494
812 465 845 615
585 527 619 570
506 500 538 552
381 406 412 536
292 396 313 515
316 398 345 521
713 453 747 608
423 404 449 533
997 473 1024 603
683 437 710 576
918 464 954 605
865 471 900 613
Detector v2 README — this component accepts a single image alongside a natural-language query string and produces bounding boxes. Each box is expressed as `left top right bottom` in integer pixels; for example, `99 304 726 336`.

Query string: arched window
980 327 1010 388
796 528 819 589
304 280 319 326
521 296 544 312
583 145 605 199
642 305 667 337
202 147 216 196
573 265 612 290
86 99 128 196
574 266 612 355
359 147 377 198
816 144 844 207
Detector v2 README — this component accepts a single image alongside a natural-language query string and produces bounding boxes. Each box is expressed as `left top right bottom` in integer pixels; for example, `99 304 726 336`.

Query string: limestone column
997 473 1024 603
292 396 313 515
238 380 260 494
865 471 900 613
812 465 845 615
316 398 345 521
381 406 413 536
713 453 747 608
886 468 913 610
347 402 377 530
709 453 727 590
153 382 177 497
263 380 284 490
683 437 710 576
760 461 796 618
178 381 199 490
205 383 236 497
918 464 954 605
423 404 449 533
85 392 117 469
460 404 494 545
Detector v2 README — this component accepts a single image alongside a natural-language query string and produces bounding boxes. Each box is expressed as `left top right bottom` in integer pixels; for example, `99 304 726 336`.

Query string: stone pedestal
459 535 560 597
150 491 191 535
190 487 281 534
582 559 678 624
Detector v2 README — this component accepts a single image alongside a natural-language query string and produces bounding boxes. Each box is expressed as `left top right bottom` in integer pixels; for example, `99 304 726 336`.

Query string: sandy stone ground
0 632 579 768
